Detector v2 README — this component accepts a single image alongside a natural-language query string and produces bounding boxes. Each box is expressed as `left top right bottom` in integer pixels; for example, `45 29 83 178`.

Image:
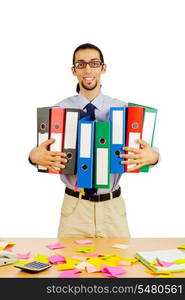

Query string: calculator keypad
25 261 50 269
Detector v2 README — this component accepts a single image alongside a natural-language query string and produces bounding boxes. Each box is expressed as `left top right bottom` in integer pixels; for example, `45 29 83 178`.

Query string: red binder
125 106 144 173
49 107 66 174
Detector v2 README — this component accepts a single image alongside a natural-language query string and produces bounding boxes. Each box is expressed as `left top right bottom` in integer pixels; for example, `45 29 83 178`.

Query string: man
29 43 159 238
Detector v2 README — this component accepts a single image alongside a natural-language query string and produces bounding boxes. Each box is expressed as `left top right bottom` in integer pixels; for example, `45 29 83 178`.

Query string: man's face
72 48 106 91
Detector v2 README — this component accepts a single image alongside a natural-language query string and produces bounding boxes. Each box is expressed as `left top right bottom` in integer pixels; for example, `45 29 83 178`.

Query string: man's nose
85 63 91 72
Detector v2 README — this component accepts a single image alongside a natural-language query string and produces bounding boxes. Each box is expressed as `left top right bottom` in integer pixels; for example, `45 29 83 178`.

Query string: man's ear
101 64 107 74
71 67 77 76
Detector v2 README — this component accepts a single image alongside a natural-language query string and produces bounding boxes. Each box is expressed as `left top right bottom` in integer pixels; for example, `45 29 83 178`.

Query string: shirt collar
78 92 104 110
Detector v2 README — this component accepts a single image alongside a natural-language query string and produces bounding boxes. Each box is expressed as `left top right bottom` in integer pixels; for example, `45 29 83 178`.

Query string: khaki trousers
57 191 130 238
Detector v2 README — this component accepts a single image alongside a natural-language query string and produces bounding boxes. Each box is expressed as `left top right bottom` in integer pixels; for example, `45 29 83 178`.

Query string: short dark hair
72 43 104 93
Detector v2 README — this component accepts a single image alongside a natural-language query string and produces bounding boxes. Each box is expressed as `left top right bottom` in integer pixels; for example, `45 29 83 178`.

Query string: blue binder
110 107 126 173
77 116 95 188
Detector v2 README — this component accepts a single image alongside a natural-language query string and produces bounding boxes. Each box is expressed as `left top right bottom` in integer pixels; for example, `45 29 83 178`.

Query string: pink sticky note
74 183 78 192
86 254 100 258
74 240 93 245
6 249 13 252
72 256 87 262
16 252 31 260
155 261 174 267
101 265 126 277
48 255 66 264
46 243 64 250
58 269 80 278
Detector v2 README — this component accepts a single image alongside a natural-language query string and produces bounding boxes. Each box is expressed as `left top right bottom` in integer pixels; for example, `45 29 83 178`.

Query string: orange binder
125 106 144 173
49 107 66 174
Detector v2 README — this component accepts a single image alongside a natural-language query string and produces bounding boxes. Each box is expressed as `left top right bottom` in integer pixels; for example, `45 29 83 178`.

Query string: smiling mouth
83 77 94 84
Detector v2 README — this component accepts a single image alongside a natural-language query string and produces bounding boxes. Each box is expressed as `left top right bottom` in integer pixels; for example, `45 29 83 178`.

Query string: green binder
94 122 110 188
128 102 158 172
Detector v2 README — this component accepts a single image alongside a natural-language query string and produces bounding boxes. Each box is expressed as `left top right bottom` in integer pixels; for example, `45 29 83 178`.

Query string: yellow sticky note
178 245 185 250
172 259 185 264
159 275 177 278
102 255 124 266
65 258 81 265
76 246 95 253
102 254 117 260
101 260 118 267
86 257 104 268
14 260 32 266
33 253 49 263
57 263 76 271
0 241 15 250
79 188 85 196
122 257 138 263
0 241 9 250
145 269 171 275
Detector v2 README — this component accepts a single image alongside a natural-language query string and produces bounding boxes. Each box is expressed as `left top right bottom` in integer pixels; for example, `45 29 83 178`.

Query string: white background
0 0 184 238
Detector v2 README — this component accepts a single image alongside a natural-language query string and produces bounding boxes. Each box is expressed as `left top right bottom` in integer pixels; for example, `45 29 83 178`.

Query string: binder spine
49 107 66 174
77 120 94 188
125 106 144 173
37 107 51 172
110 107 126 173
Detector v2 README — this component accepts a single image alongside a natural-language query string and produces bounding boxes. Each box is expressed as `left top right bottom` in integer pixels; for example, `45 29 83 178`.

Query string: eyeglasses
73 60 103 69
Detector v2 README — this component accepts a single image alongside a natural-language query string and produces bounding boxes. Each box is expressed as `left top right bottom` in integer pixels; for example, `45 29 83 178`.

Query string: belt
65 186 121 202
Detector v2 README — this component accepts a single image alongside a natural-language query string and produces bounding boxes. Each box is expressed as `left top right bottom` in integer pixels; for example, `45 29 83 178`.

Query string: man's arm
120 139 159 172
29 138 67 173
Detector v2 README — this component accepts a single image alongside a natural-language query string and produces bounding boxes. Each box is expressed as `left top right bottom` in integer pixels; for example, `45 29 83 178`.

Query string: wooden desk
0 238 185 278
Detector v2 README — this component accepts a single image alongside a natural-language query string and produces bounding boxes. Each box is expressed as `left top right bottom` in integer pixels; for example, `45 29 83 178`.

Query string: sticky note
101 265 126 278
76 246 95 253
48 255 66 264
33 253 49 263
172 259 185 264
177 245 185 249
57 263 76 271
74 240 93 245
112 244 129 250
58 269 80 278
0 241 15 250
16 252 31 260
46 243 64 250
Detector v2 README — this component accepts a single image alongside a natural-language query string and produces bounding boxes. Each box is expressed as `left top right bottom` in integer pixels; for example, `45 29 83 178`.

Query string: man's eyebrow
75 58 101 62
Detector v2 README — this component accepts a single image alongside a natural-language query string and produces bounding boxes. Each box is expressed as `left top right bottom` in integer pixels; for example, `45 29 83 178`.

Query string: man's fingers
121 159 142 165
123 147 140 154
120 153 141 159
48 161 66 169
137 139 149 148
40 138 55 147
49 151 67 157
49 156 68 163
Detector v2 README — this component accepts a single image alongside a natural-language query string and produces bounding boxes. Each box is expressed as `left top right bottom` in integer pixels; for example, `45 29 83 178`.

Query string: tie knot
85 102 96 112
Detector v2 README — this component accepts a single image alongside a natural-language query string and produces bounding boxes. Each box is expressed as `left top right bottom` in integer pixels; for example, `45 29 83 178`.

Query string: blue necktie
84 102 97 196
85 102 96 121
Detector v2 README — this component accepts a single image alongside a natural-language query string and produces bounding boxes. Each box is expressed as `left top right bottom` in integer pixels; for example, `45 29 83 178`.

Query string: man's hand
120 139 159 172
29 139 68 173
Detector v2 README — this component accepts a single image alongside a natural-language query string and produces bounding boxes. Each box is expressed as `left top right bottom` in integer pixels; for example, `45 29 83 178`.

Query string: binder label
112 110 123 144
127 132 140 170
64 112 78 149
97 148 108 185
80 124 91 158
142 112 156 145
50 132 63 152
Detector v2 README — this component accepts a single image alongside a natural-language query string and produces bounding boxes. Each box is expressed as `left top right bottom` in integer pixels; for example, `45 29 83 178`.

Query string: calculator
14 261 51 273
